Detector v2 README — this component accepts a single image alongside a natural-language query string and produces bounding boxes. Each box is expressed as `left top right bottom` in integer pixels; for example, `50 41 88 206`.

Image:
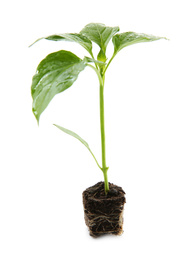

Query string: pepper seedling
30 23 166 194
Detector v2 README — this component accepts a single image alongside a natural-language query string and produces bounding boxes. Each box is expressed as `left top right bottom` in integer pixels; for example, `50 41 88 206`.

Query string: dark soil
82 182 126 237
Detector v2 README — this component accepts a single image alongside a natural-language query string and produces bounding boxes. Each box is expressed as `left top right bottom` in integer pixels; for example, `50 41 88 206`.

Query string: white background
0 0 193 259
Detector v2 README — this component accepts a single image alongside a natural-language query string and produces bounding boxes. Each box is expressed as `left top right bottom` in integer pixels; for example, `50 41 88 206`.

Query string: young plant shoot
30 23 166 195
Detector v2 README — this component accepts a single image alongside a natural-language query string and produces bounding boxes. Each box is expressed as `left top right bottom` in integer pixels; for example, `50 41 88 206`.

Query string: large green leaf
31 50 86 123
54 124 102 170
29 33 93 56
112 32 167 55
80 23 119 56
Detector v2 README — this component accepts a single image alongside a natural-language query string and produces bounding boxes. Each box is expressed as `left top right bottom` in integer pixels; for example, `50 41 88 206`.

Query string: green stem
100 75 109 194
103 53 116 74
87 63 109 194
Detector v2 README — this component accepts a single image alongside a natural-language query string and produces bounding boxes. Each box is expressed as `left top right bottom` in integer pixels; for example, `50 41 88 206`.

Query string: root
84 206 124 237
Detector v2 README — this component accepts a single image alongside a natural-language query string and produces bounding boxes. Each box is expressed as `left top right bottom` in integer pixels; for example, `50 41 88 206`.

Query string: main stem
100 75 109 194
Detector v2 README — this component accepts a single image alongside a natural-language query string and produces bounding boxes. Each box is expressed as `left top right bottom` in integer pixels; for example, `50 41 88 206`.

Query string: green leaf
83 56 106 65
80 23 119 55
29 33 93 56
97 49 107 62
54 124 102 170
31 50 86 123
112 32 167 55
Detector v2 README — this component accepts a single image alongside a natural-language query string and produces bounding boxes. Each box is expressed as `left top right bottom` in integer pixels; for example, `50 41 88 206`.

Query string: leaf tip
28 38 41 48
53 124 60 130
36 117 40 126
32 108 40 126
28 40 37 48
157 36 169 42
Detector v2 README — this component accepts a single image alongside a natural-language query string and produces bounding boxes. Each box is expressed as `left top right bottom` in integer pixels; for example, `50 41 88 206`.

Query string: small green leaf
80 23 119 55
31 50 86 123
54 124 102 170
112 32 167 55
83 56 106 65
29 33 93 56
97 49 107 63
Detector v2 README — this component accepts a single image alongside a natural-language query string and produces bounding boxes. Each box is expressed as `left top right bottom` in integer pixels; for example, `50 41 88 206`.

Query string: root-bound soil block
82 182 126 237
